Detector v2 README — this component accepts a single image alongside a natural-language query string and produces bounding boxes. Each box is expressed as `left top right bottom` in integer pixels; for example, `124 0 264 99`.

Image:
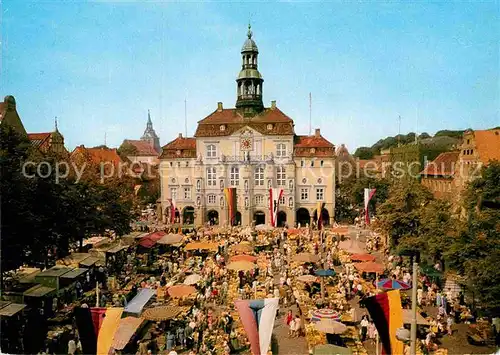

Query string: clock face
240 137 253 151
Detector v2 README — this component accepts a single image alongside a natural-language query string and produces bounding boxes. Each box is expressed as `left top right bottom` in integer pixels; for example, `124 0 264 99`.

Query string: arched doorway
234 211 242 226
313 208 331 227
277 211 287 227
254 210 265 226
207 210 219 225
182 206 195 225
296 208 310 227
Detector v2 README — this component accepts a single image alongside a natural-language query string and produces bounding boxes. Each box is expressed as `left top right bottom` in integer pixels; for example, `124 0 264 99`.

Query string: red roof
198 107 293 125
71 145 122 167
294 135 334 148
473 129 500 165
123 139 159 156
162 135 196 150
421 151 459 176
28 132 51 149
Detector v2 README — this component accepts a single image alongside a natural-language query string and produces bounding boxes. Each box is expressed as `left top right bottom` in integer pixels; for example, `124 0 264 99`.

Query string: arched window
230 166 239 186
276 143 287 157
206 167 216 186
276 166 286 186
206 144 217 158
254 166 264 186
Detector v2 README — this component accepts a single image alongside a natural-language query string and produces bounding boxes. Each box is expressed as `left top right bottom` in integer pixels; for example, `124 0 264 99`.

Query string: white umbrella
255 224 273 231
183 274 202 285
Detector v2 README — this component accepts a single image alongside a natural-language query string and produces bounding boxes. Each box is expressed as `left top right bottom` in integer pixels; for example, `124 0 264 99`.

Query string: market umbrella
338 238 365 254
255 224 273 231
167 285 197 298
292 252 319 264
377 278 411 290
313 344 352 355
311 309 341 322
315 269 336 277
184 242 219 251
183 274 202 286
297 275 318 283
227 260 255 272
142 306 182 321
157 233 184 245
314 319 347 334
354 261 385 274
230 244 254 253
229 255 258 263
350 253 376 262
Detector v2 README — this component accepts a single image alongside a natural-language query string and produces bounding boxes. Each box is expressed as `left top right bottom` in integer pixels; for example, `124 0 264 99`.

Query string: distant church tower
141 110 161 154
235 24 264 116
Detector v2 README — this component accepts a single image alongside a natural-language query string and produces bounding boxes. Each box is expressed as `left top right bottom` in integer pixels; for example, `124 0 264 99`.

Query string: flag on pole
316 201 325 230
167 198 176 224
269 188 283 227
74 307 124 355
363 290 404 355
234 298 279 355
224 187 237 226
364 188 376 225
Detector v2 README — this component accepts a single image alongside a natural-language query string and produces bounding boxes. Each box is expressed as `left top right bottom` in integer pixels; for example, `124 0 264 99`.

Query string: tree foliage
0 125 136 273
353 147 374 159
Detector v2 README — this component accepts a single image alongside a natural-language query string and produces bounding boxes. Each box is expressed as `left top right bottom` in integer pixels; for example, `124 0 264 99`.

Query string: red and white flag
364 188 376 224
167 198 176 223
269 188 283 227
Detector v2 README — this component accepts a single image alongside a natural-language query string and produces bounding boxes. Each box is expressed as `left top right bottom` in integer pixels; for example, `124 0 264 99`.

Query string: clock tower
235 24 264 116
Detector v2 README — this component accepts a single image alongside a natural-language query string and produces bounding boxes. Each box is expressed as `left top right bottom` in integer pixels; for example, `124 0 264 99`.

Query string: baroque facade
159 26 336 227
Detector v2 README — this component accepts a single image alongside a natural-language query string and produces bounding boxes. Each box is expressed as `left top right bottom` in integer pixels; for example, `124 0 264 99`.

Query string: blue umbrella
315 269 336 277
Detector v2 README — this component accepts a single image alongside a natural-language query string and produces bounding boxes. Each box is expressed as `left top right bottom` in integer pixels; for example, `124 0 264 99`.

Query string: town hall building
159 26 337 227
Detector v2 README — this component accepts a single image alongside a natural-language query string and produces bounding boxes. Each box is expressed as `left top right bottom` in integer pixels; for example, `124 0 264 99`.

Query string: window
220 125 226 131
230 166 239 186
470 149 474 155
310 160 314 167
254 166 264 186
169 162 173 167
320 160 324 167
177 162 181 167
316 188 324 201
276 166 286 186
207 167 217 186
300 188 309 201
170 188 177 200
279 195 286 205
207 194 216 204
300 160 304 167
255 195 264 205
184 187 191 200
185 161 189 167
206 144 217 158
276 143 287 157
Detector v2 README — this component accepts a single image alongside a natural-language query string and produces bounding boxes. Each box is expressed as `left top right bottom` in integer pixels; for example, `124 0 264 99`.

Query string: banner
316 201 325 230
234 298 279 355
269 188 283 227
363 290 403 355
364 188 376 225
74 307 123 355
224 187 237 226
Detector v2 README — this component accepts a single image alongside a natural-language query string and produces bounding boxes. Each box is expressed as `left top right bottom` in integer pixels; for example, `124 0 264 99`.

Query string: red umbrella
354 261 384 274
350 254 376 262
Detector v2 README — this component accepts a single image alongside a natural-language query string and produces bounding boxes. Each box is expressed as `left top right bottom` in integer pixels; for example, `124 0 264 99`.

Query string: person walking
360 316 369 341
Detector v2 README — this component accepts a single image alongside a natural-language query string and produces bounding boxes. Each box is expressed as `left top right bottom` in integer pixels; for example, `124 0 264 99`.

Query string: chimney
315 128 321 138
217 102 223 112
271 100 276 109
178 133 183 138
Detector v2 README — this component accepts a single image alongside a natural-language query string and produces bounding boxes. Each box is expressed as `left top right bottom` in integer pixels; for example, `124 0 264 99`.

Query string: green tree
353 147 374 159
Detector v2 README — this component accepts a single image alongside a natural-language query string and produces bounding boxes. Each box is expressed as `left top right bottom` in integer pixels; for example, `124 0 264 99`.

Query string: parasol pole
410 262 418 355
96 281 100 307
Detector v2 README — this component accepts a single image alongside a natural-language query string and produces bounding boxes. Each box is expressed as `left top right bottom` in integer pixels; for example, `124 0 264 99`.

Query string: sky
1 1 499 152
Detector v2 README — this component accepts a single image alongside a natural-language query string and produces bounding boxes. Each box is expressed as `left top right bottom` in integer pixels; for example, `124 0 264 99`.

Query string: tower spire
247 23 252 39
54 116 58 132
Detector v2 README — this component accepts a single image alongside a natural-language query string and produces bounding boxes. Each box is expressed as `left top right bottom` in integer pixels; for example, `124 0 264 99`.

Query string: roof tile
420 151 460 176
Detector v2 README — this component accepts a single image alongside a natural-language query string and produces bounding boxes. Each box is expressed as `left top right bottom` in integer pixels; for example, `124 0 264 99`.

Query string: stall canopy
80 257 100 267
0 303 27 317
60 268 88 280
107 245 129 254
138 231 166 248
112 317 144 350
23 284 56 298
124 288 156 314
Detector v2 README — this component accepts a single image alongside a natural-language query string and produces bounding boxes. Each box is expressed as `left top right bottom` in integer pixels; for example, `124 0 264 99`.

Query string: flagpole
410 262 418 355
96 281 100 307
376 272 379 355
